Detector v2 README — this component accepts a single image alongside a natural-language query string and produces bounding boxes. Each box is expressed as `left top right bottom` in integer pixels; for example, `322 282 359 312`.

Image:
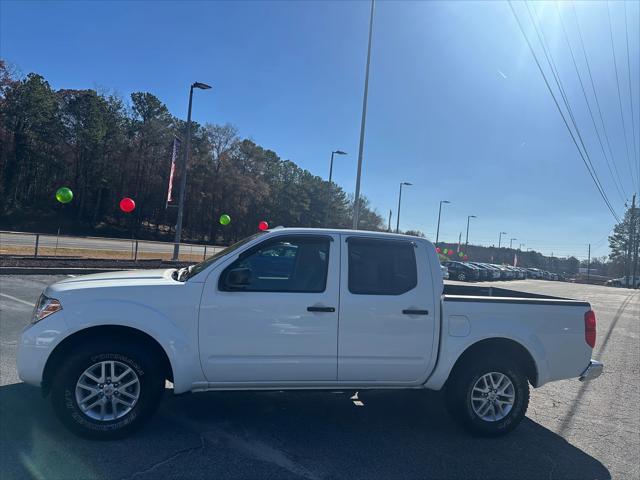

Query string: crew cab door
338 236 437 383
199 234 340 383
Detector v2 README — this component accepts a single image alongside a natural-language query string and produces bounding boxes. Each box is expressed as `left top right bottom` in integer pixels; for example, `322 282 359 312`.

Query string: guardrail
0 230 224 262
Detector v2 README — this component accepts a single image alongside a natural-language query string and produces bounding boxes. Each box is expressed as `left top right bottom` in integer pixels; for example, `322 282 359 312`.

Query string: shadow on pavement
0 383 610 480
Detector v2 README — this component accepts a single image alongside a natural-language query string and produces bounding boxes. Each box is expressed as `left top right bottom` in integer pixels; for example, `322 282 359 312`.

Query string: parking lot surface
1 275 638 479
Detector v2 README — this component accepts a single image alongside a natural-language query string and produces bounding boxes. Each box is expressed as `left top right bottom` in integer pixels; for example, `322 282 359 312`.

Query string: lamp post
519 243 525 250
396 182 412 233
325 150 347 226
465 215 476 249
435 200 450 245
352 0 375 229
510 238 517 249
172 81 212 261
328 150 347 184
498 232 507 248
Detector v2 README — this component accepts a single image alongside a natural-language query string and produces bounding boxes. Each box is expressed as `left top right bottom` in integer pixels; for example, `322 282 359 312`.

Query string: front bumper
579 359 604 382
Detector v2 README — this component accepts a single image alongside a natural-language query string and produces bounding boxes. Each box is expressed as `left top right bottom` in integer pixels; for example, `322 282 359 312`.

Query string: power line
606 1 637 193
556 2 626 203
509 1 621 222
525 2 622 210
571 1 628 200
623 0 639 192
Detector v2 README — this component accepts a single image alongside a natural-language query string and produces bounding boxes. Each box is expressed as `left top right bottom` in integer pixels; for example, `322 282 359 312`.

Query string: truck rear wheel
446 356 529 437
50 339 165 440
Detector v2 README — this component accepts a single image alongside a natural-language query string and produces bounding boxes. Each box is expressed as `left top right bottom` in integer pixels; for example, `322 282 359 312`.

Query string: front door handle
402 309 429 315
307 306 336 313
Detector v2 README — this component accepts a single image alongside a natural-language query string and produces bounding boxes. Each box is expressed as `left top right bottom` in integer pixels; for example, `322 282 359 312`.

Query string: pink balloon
447 250 454 256
119 197 135 213
258 221 269 231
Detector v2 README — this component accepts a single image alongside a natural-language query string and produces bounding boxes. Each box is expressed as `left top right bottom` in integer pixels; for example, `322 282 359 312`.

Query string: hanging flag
513 253 518 267
166 137 181 207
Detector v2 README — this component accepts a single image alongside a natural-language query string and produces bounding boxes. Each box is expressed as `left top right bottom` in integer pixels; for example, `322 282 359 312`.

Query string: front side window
348 239 417 295
219 236 330 293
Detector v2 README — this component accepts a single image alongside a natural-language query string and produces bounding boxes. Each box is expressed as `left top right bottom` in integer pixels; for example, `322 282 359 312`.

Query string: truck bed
442 284 590 306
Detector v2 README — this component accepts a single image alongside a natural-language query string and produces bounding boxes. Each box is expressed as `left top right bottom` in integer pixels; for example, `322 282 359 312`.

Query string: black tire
50 338 165 440
446 355 529 437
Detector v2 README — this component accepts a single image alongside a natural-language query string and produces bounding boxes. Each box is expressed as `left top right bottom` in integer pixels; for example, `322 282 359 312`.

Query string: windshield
184 232 266 279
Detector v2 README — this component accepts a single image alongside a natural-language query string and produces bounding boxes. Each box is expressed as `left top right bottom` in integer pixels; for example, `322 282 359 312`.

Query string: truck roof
265 227 430 242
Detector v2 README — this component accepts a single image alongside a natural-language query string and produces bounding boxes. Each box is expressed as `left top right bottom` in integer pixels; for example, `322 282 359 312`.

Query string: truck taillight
584 310 596 348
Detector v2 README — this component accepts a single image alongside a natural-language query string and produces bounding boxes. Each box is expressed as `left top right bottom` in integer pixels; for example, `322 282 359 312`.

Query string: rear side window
348 239 417 295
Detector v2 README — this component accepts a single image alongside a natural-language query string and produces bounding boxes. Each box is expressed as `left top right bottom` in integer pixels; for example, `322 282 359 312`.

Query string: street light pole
326 150 346 226
352 0 375 229
435 200 450 245
465 215 476 249
498 232 507 248
510 238 517 249
172 82 211 261
396 182 412 233
328 150 347 184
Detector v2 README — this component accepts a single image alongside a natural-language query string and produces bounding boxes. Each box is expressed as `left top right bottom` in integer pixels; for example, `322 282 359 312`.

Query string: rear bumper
579 359 603 382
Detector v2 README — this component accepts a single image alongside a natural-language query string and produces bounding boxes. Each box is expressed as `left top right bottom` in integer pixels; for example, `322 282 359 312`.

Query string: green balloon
219 214 231 225
55 187 73 204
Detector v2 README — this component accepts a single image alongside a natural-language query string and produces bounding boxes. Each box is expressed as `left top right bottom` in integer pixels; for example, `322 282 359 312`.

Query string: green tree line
0 61 385 243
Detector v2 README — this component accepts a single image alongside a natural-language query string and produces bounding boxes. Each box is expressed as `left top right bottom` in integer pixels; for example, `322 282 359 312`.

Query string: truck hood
47 268 179 294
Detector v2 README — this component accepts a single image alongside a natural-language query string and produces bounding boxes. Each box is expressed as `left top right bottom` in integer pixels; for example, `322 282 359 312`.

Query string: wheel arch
448 337 539 387
41 325 174 396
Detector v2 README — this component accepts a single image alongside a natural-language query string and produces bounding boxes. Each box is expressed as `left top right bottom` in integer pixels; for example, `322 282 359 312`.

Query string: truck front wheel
446 356 529 436
50 339 165 439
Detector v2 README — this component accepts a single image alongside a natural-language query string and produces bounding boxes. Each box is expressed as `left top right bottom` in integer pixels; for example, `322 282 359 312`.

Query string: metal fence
0 230 225 262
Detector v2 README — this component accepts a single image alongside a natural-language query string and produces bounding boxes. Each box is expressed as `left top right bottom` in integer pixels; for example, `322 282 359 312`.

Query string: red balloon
463 255 469 260
447 250 454 256
258 221 269 231
119 197 136 213
435 247 441 254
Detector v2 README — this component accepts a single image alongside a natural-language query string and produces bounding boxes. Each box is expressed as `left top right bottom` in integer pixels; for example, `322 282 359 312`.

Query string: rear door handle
307 306 336 313
402 309 429 315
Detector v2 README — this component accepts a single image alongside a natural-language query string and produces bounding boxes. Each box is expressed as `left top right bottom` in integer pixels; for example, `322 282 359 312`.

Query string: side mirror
226 267 252 289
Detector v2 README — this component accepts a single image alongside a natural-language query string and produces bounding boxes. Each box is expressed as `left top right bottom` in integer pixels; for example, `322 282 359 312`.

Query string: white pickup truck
17 228 603 439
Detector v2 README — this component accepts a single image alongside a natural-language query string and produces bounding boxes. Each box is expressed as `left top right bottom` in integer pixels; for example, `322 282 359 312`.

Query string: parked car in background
606 276 640 288
505 266 524 280
526 268 543 279
441 264 449 280
469 263 490 281
483 264 503 280
445 261 480 282
492 265 513 280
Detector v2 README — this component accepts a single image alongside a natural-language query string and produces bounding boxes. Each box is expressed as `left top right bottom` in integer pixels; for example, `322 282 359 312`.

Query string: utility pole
631 194 638 288
625 194 636 288
388 209 392 232
587 243 591 284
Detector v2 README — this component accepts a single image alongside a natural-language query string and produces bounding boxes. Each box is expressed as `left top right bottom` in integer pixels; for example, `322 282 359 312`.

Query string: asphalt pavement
0 275 637 479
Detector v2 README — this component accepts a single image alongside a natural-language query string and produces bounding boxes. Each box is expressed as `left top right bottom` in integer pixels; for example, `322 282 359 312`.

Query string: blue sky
1 0 638 258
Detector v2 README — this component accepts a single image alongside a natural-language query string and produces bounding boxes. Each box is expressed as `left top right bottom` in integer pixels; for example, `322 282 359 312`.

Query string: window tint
348 239 417 295
220 236 330 293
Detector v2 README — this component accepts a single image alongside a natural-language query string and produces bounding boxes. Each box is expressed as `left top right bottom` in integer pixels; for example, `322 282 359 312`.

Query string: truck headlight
32 294 62 324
